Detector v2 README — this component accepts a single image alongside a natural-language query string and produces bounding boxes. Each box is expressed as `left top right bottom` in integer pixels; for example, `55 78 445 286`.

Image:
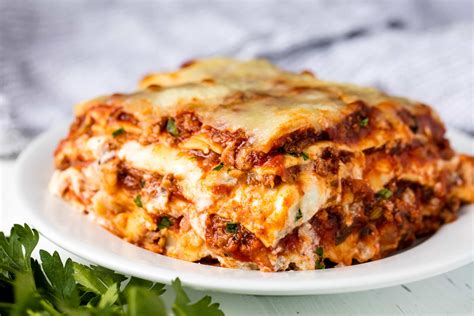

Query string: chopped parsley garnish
133 195 143 208
112 127 125 137
315 246 324 257
285 151 310 161
166 118 179 137
140 179 146 188
225 223 238 234
295 209 303 221
212 163 224 171
0 224 224 315
158 216 171 229
315 247 325 269
359 117 369 127
376 188 393 199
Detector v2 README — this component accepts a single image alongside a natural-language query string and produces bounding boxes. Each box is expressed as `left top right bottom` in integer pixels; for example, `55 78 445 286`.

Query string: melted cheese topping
76 58 420 153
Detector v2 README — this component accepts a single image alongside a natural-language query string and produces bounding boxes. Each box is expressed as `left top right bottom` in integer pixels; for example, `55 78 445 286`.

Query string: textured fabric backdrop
0 0 472 157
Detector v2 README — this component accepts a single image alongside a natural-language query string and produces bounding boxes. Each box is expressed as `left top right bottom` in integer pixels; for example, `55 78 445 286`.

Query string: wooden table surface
1 160 472 315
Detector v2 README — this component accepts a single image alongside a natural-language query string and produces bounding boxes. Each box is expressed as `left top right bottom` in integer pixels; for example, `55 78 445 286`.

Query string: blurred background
0 0 472 158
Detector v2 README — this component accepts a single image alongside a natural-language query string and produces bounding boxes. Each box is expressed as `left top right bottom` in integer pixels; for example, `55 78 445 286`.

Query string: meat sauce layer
55 100 451 172
205 179 460 270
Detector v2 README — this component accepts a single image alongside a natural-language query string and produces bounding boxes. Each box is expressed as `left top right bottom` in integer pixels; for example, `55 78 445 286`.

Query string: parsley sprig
0 224 224 316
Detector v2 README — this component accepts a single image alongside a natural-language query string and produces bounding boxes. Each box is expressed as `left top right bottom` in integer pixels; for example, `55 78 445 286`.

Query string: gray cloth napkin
1 0 472 157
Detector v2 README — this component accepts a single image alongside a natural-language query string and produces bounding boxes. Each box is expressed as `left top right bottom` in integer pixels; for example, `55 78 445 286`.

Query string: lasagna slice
50 58 474 271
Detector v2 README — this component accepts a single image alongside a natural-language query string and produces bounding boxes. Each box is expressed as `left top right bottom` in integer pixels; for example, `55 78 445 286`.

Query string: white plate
14 124 474 295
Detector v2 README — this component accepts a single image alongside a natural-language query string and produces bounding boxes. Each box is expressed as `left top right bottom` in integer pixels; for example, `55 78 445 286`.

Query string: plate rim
13 124 474 296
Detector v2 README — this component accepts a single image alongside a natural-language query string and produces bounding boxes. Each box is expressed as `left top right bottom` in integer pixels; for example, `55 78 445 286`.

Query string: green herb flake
166 118 179 137
301 152 309 161
315 246 326 269
295 208 303 222
112 127 125 137
316 261 326 269
158 217 171 230
315 246 324 257
133 195 143 208
376 188 393 199
359 117 369 127
140 179 146 188
212 163 224 171
225 223 238 234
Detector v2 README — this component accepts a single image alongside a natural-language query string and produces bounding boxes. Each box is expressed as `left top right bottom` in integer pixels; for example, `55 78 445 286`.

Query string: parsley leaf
73 263 126 296
133 195 143 208
123 277 166 315
172 279 224 316
166 118 179 137
225 223 238 234
212 163 224 171
359 117 369 127
0 224 38 312
158 217 172 230
39 250 80 310
295 209 303 222
0 224 38 273
314 247 326 270
126 286 167 316
376 188 393 199
286 151 310 161
112 127 125 137
315 246 324 257
316 261 326 269
123 276 166 297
